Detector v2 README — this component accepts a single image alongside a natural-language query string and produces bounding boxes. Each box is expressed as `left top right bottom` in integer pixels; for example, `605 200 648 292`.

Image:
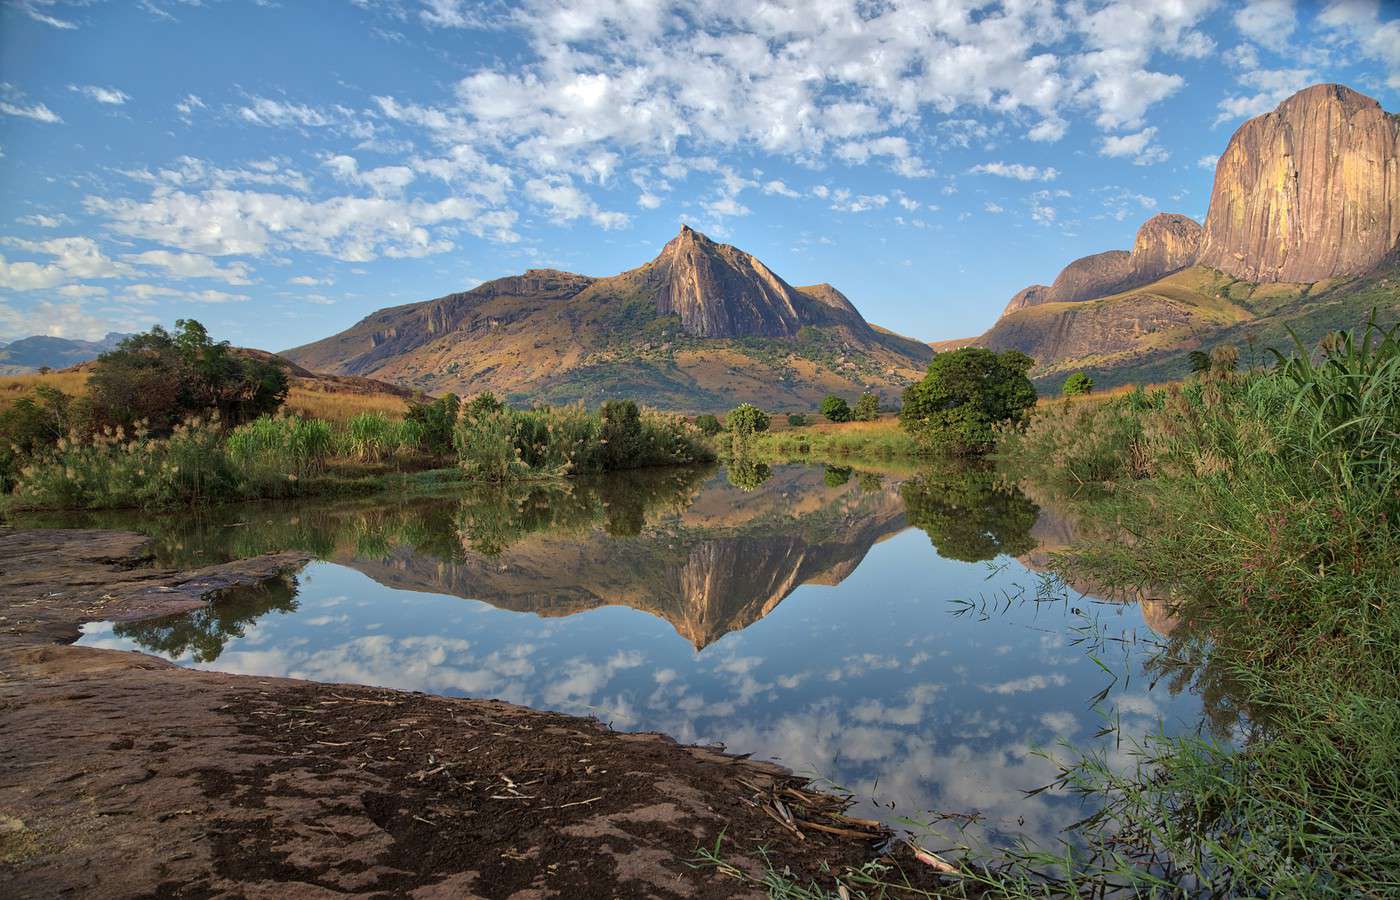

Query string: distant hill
0 332 132 375
283 226 933 411
944 83 1400 391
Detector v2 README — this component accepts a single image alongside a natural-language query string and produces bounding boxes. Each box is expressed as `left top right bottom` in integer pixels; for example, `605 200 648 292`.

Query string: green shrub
823 465 852 487
786 413 806 427
694 413 723 436
9 416 237 509
900 347 1036 455
725 403 770 437
852 392 880 421
405 393 460 457
820 394 852 422
1061 371 1094 396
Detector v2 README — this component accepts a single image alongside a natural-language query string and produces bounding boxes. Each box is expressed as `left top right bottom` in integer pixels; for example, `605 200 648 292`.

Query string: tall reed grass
984 315 1400 895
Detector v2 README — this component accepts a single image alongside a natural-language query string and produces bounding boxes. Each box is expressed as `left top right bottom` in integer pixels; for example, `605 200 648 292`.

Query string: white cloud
288 275 332 286
983 202 1004 214
69 84 130 105
87 187 520 260
762 180 801 199
15 213 70 228
1317 0 1400 89
0 237 131 290
524 176 630 229
237 97 335 128
969 162 1058 182
0 100 62 124
0 300 140 342
126 250 254 284
1099 127 1169 165
1215 67 1317 124
1197 154 1219 170
11 1 77 29
981 673 1069 695
1234 0 1297 50
175 94 205 120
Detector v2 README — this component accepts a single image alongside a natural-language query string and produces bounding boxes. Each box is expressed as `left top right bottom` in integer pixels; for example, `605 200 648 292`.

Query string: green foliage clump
405 393 460 457
786 413 807 427
340 412 424 463
88 320 287 431
725 403 770 437
453 400 714 482
822 465 852 487
900 463 1039 562
0 385 76 491
226 414 335 489
820 394 852 422
852 392 880 421
9 416 238 509
694 413 723 436
900 348 1037 455
725 457 771 491
1061 371 1094 396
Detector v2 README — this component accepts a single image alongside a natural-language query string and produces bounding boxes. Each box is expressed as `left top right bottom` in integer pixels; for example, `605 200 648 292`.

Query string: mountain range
285 83 1398 404
0 332 132 376
284 225 932 410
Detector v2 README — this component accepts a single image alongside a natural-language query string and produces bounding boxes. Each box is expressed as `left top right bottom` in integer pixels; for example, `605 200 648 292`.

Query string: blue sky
1 0 1397 349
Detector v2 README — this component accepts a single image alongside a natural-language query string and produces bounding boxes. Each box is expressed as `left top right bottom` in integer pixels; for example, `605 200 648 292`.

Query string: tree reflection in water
114 576 299 663
901 463 1040 563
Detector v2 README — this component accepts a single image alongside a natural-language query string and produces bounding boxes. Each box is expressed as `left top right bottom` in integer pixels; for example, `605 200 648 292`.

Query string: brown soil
0 528 953 898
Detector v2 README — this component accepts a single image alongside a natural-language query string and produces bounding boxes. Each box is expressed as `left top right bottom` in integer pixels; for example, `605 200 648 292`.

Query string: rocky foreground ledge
0 529 946 898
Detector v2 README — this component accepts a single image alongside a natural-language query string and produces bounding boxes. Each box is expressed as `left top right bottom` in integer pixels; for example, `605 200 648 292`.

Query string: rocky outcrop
1131 213 1204 283
981 294 1203 364
1045 250 1135 303
1196 83 1400 283
996 214 1203 316
1001 284 1050 316
644 226 810 338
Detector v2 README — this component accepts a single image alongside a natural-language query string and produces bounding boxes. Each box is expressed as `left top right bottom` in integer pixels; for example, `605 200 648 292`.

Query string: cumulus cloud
86 187 520 260
969 162 1058 182
1234 0 1297 50
126 250 254 284
0 100 62 124
69 84 130 105
1099 127 1169 165
0 236 131 290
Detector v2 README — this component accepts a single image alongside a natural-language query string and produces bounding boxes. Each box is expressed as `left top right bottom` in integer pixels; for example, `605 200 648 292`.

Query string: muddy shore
0 528 949 898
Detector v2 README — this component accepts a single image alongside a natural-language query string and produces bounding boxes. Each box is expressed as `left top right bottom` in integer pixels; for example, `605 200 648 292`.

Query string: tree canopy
898 348 1036 454
820 394 852 422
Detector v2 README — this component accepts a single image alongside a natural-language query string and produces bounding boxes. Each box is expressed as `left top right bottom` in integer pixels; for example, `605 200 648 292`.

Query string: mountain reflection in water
67 462 1211 852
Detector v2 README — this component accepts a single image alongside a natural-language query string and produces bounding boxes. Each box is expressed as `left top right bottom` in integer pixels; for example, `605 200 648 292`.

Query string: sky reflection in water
75 463 1207 853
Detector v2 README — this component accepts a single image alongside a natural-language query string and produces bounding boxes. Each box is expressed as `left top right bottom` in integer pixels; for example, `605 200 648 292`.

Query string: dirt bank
0 529 948 898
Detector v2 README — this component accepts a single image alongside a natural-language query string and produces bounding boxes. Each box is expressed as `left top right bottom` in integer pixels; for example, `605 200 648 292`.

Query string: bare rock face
982 294 1202 363
1001 284 1050 316
1131 213 1204 282
1196 83 1400 283
1046 250 1135 303
647 226 810 338
995 213 1202 316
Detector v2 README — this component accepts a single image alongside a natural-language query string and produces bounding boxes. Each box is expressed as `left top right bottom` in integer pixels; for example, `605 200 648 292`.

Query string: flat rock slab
0 528 946 898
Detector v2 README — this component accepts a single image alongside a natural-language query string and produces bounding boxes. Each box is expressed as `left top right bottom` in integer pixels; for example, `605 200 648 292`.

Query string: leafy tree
852 392 880 421
694 413 723 436
899 348 1036 455
787 413 807 427
88 320 287 430
820 394 852 422
725 403 770 437
1062 371 1094 397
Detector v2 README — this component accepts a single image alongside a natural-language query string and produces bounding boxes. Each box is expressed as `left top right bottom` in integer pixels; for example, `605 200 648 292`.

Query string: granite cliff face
1001 284 1051 316
283 226 931 410
1196 84 1400 283
1044 250 1136 304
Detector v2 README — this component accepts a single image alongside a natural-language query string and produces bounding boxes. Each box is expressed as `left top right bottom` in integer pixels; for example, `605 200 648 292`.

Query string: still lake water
59 462 1211 853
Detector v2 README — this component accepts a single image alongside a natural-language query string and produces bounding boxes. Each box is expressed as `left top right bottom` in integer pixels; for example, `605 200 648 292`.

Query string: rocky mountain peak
1195 82 1400 283
644 226 809 338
